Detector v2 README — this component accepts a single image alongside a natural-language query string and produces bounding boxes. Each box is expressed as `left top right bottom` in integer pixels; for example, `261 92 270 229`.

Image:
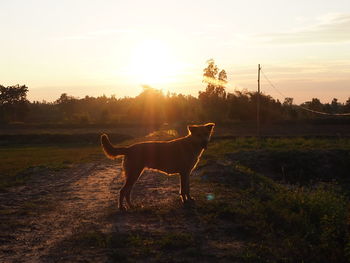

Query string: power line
260 68 350 116
257 64 261 139
297 105 350 116
261 69 288 99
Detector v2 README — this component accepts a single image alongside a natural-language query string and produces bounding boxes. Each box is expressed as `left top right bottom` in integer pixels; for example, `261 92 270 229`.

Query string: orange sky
1 0 350 104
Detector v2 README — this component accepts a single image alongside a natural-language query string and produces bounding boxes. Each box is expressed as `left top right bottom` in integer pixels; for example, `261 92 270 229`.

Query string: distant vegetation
1 60 350 126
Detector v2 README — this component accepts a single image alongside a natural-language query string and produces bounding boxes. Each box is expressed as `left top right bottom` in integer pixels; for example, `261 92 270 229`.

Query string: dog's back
125 137 204 175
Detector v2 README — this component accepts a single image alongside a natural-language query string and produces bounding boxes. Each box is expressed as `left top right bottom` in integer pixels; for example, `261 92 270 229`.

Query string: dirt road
0 160 184 262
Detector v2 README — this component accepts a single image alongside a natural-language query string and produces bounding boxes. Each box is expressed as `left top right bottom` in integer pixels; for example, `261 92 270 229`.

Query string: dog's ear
205 123 215 131
187 125 199 135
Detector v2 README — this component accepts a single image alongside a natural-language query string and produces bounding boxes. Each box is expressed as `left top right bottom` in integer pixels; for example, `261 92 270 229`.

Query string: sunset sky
1 0 350 104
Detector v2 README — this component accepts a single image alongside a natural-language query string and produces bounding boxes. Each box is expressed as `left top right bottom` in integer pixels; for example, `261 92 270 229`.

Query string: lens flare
206 193 215 201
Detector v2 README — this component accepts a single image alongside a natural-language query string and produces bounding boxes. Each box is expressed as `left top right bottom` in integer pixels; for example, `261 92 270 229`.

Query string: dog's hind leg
119 180 137 210
119 158 143 210
119 181 128 211
124 167 143 209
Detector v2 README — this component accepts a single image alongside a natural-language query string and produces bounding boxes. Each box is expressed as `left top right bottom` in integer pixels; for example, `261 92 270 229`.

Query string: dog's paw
179 195 186 204
187 196 196 202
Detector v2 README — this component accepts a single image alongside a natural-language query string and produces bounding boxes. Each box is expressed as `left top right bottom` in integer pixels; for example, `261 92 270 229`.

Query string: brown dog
101 123 215 210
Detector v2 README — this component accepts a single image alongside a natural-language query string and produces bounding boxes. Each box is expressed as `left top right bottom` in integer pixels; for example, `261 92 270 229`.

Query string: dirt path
0 160 183 262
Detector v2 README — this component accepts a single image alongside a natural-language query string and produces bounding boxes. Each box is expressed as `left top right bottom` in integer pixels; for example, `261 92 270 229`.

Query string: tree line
1 60 349 126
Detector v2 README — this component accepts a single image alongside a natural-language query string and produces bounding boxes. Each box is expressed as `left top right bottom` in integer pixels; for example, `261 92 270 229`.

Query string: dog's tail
101 134 128 159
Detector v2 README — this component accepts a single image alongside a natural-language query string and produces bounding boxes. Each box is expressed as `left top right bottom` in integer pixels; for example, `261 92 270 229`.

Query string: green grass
201 137 350 185
242 182 348 262
3 135 348 189
206 137 350 159
157 232 195 250
0 128 177 190
0 144 103 189
194 164 350 262
199 138 350 261
67 229 199 262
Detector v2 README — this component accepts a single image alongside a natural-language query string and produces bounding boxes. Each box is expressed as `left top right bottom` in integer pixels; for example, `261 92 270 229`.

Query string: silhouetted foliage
199 59 228 121
0 84 29 122
1 64 349 125
345 97 350 112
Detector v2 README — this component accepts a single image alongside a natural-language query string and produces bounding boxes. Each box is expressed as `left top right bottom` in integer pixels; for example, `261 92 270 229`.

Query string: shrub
242 178 349 262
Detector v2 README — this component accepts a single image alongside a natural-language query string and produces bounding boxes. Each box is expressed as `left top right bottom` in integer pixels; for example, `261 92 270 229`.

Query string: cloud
88 28 135 36
53 28 134 41
55 35 93 40
257 13 350 45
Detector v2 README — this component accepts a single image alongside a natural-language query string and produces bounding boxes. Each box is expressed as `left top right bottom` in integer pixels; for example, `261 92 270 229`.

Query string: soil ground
0 159 240 262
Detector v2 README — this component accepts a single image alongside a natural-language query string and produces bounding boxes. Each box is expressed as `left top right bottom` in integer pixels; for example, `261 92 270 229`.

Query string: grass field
210 136 350 153
50 154 350 262
0 129 182 189
2 134 350 189
1 129 350 262
0 144 102 189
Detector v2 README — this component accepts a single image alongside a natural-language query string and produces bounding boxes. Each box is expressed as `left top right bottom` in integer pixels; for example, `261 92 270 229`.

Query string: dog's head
187 123 215 149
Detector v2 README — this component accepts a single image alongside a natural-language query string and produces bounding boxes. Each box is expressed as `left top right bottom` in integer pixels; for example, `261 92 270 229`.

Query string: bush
241 177 349 262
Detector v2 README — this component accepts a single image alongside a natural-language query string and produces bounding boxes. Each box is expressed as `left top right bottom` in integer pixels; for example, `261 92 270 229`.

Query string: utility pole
257 64 261 140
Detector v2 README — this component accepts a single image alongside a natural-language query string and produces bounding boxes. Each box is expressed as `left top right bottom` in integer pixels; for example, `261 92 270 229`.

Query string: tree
345 97 350 112
199 59 228 121
283 97 294 106
303 98 323 111
0 84 28 104
331 98 339 113
346 97 350 106
217 69 227 98
201 59 227 99
0 84 29 122
55 93 78 121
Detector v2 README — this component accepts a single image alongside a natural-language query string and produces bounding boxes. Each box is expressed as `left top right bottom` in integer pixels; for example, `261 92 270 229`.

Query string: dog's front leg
180 172 194 203
179 173 188 203
184 173 195 202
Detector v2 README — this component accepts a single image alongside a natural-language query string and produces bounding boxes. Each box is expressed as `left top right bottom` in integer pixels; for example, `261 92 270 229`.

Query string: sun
127 39 180 86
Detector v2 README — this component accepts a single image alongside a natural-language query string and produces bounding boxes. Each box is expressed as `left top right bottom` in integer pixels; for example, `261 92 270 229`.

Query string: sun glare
127 40 181 86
